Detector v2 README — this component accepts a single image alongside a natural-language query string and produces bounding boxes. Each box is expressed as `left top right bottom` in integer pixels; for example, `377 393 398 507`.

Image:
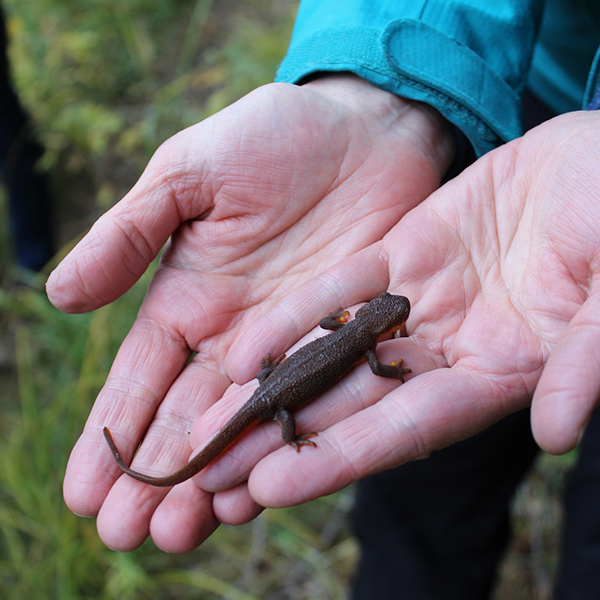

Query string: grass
0 0 577 598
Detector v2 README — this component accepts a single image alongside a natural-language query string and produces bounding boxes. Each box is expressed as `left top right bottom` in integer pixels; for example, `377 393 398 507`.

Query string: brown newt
103 292 411 487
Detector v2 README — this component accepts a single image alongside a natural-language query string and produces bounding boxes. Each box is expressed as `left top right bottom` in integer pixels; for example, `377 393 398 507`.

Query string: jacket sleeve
275 0 545 156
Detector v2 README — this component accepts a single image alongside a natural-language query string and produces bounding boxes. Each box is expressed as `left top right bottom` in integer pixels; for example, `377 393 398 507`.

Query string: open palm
47 77 452 552
234 110 600 523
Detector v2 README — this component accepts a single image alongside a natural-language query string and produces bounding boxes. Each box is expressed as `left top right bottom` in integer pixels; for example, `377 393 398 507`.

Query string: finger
96 474 169 551
97 472 218 553
531 293 600 454
149 483 262 553
63 317 193 517
151 482 221 553
247 365 526 508
212 483 265 526
99 383 263 551
88 362 233 549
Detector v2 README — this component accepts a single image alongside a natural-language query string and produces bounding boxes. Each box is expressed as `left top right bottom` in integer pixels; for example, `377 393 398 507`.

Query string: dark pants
1 7 53 272
352 409 538 599
554 408 600 599
352 408 600 599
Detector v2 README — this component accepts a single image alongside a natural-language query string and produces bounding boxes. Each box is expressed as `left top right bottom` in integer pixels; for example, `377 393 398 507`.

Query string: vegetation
0 0 577 598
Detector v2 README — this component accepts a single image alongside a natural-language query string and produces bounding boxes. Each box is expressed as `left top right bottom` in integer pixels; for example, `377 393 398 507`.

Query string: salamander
103 292 411 486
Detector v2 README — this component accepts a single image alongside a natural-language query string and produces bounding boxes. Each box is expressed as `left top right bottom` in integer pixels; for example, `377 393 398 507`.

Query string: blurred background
0 1 575 598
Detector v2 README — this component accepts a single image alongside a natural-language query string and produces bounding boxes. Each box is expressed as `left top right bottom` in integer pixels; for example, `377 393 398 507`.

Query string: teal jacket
275 0 600 156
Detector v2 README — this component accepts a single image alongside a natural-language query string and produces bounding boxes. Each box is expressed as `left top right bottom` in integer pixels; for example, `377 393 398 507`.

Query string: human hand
223 110 600 517
46 76 454 552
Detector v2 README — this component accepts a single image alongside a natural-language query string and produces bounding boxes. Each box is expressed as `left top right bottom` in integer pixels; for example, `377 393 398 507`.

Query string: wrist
302 74 457 181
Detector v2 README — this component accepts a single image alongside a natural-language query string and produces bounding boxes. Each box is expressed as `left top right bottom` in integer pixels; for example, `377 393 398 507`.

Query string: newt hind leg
257 353 286 384
274 406 318 451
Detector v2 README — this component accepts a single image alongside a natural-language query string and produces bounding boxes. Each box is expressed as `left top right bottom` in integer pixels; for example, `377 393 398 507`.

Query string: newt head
355 292 410 337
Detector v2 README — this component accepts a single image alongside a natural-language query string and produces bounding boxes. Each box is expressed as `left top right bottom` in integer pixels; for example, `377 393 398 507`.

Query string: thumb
46 132 208 313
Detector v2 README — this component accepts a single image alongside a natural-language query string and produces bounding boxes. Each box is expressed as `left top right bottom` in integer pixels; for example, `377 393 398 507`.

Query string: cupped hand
46 76 453 552
237 110 600 517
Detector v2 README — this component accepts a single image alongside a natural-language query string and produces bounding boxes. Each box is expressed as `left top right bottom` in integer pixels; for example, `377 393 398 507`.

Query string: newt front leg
364 350 411 382
320 307 351 331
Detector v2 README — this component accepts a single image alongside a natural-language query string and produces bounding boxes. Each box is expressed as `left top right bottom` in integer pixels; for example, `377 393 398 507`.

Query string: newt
103 292 411 487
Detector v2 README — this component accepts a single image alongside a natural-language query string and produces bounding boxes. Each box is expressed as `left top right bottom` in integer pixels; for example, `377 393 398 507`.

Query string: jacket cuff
276 20 523 157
